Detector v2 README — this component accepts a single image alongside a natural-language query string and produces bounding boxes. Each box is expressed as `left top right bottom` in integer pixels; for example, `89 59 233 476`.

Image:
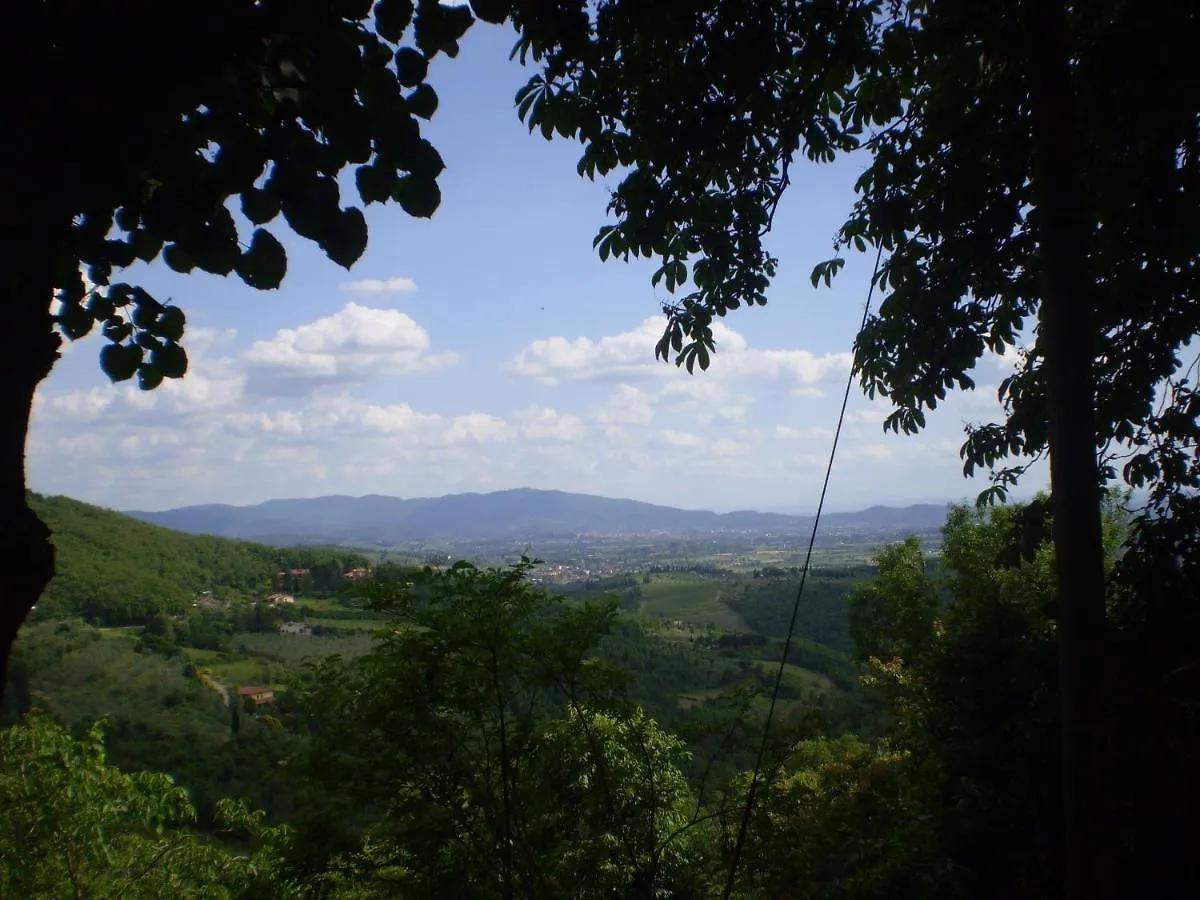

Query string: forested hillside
5 493 1192 897
1 619 301 823
29 494 370 625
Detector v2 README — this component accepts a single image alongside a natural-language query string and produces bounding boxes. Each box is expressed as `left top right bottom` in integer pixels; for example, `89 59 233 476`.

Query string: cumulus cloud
28 303 1021 512
223 395 515 448
655 379 751 423
338 276 418 293
242 302 459 395
592 385 655 425
510 315 851 395
509 317 667 383
516 405 587 442
444 413 515 444
32 328 246 427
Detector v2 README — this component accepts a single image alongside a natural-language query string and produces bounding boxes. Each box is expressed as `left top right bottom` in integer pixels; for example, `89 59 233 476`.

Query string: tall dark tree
0 0 498 693
498 1 1200 896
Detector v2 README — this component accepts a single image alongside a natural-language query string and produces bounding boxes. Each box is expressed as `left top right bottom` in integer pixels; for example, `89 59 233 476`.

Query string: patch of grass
748 660 836 697
182 647 224 665
292 595 363 613
639 576 750 632
96 626 142 639
232 632 375 666
304 616 383 632
208 658 266 683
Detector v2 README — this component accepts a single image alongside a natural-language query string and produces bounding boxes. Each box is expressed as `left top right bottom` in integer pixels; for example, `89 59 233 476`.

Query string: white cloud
662 429 704 448
510 316 851 395
844 408 885 426
718 346 852 387
223 395 515 448
509 317 667 383
444 413 515 445
988 343 1028 372
844 443 893 461
28 307 1039 512
655 379 750 423
592 385 655 425
602 425 636 446
337 276 418 294
775 425 835 441
35 387 115 423
713 438 751 457
516 406 587 442
242 302 458 394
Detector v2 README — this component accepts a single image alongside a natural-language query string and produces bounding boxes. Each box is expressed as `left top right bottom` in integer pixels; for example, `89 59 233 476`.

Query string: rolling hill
28 493 370 625
126 487 951 546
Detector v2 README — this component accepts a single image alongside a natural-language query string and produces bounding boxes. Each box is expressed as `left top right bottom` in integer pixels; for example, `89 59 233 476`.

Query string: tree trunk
0 0 70 704
1024 2 1111 898
0 251 61 702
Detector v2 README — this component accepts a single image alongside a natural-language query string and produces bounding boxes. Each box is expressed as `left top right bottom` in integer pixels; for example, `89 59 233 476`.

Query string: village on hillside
188 564 378 711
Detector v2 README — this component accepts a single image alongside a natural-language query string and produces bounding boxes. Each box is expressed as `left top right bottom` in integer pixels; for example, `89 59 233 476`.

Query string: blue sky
28 21 1043 514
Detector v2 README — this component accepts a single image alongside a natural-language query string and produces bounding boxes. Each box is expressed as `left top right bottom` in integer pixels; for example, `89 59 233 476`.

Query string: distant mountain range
125 488 951 547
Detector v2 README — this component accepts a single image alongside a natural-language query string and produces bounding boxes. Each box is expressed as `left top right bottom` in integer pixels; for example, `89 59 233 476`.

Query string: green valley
5 494 885 825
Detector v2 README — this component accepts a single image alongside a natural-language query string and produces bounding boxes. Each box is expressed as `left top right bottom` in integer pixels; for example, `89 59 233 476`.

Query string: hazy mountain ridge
126 488 951 546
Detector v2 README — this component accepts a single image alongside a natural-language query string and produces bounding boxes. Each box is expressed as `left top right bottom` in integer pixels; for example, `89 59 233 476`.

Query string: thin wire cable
721 243 884 900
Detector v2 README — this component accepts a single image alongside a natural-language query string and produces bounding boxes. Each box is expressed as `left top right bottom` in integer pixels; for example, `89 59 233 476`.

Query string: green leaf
654 331 671 361
137 364 164 391
356 162 398 205
104 239 137 269
321 208 369 269
130 292 164 329
130 229 163 263
59 270 86 305
102 319 133 343
469 0 510 25
87 260 112 287
242 187 281 225
375 0 414 42
414 0 473 57
57 301 93 341
151 343 188 379
189 229 242 276
108 283 136 306
394 175 441 218
163 245 195 274
406 83 438 120
114 207 139 233
281 175 341 242
374 112 422 160
100 343 141 383
87 293 115 322
403 139 445 179
395 47 429 87
236 229 288 289
341 0 375 19
155 307 186 342
136 330 163 351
